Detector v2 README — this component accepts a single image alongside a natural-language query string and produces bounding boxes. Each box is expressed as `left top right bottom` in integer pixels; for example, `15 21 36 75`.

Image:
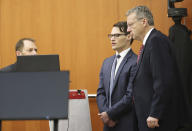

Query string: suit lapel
111 50 133 94
134 29 157 80
106 55 115 98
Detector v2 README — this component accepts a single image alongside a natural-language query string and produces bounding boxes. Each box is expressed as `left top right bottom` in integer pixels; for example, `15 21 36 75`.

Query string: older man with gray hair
126 6 180 131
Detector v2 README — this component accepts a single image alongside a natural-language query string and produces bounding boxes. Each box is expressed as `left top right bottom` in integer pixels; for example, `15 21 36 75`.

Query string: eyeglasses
108 34 127 39
127 18 144 28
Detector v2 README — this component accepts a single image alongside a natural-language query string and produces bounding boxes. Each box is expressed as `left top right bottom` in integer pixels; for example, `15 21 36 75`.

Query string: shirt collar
143 28 154 46
116 48 131 58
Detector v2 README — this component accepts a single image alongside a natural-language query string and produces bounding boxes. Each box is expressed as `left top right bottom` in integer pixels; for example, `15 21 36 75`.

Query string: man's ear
16 51 22 56
127 34 132 41
143 18 148 27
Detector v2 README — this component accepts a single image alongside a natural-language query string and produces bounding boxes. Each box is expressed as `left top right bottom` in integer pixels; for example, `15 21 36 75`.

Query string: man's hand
147 116 159 128
107 119 116 127
98 112 117 127
98 112 110 124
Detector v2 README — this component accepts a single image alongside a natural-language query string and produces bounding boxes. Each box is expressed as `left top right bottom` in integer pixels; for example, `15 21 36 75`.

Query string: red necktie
137 45 144 64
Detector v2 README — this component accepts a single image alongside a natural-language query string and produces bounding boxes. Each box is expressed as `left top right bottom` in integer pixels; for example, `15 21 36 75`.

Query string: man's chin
112 47 117 51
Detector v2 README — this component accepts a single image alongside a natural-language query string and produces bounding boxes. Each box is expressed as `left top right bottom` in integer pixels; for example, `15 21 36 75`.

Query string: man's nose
32 50 37 55
127 26 132 33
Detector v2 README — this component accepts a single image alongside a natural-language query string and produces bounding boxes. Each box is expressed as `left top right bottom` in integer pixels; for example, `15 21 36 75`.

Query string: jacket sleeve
96 60 108 113
149 36 176 119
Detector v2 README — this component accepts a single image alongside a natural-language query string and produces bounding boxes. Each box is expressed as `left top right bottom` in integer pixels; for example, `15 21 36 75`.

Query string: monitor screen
16 54 60 72
0 71 69 120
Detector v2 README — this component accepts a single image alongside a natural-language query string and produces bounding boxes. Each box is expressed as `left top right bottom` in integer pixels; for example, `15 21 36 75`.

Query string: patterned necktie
137 45 144 64
109 55 120 107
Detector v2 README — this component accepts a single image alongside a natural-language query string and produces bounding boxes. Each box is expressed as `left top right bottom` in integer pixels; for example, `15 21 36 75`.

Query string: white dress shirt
115 48 131 76
143 28 154 46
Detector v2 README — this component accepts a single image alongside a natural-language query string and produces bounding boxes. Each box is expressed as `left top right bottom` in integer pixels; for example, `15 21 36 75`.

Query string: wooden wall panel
2 120 49 131
89 98 103 131
0 0 191 131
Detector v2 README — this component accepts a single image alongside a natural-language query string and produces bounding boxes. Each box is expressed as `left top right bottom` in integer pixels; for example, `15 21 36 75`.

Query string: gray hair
126 6 154 26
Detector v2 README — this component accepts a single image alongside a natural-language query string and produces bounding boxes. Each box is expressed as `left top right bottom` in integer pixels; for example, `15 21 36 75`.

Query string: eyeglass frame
127 17 144 29
108 32 130 39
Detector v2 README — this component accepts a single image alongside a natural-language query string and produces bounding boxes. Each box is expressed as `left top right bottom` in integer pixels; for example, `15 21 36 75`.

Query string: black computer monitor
0 71 69 120
16 54 60 72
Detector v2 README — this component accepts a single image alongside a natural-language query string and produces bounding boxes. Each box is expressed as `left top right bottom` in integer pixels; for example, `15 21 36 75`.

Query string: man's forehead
23 40 36 47
127 13 137 19
111 27 121 33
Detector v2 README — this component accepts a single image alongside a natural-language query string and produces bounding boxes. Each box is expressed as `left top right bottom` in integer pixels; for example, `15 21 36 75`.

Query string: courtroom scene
0 0 191 131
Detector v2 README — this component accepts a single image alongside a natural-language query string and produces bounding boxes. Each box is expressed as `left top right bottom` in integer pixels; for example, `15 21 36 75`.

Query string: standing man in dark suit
0 38 38 72
96 21 138 131
126 6 180 131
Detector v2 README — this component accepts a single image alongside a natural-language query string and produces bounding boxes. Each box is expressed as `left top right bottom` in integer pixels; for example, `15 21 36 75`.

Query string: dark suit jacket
133 29 180 131
0 63 16 72
97 49 138 131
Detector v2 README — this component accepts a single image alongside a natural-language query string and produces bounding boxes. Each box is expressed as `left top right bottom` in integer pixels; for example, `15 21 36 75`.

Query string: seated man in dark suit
0 38 38 72
0 38 37 130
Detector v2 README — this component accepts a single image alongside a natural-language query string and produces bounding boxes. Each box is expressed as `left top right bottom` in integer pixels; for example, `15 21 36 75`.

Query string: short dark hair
113 21 133 45
113 21 129 35
15 38 35 51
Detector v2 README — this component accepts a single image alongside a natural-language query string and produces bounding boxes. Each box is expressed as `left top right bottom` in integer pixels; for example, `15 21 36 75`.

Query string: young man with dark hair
97 21 138 131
